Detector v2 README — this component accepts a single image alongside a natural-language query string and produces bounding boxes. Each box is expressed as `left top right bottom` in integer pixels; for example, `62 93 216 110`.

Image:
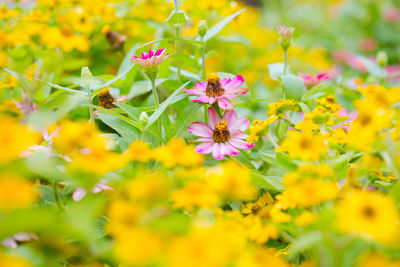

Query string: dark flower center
300 137 312 149
362 205 376 219
205 73 225 97
98 88 117 109
326 96 335 104
251 204 261 214
212 120 231 143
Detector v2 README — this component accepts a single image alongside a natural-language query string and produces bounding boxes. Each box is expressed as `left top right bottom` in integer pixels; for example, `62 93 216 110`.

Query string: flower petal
224 75 245 91
222 109 238 125
188 121 213 137
231 131 248 139
72 188 87 201
224 142 240 155
155 48 166 56
195 142 214 154
229 117 250 132
212 143 225 160
217 97 233 110
148 49 154 58
220 77 231 87
208 107 220 128
193 95 211 103
229 138 255 150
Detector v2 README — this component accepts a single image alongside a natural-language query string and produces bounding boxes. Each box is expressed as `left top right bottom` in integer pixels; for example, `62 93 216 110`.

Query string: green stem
204 104 208 123
176 27 182 83
86 86 94 123
151 78 161 144
201 45 206 79
283 49 288 75
52 180 64 211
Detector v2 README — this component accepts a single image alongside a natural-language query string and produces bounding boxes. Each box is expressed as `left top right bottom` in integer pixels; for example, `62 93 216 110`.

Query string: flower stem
176 27 182 83
283 49 288 75
201 45 206 79
86 86 94 123
204 104 208 123
151 78 161 143
52 180 64 211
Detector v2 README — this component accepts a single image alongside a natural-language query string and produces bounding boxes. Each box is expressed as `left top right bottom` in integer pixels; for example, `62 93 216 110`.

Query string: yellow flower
336 190 400 245
0 173 37 211
170 180 219 212
358 84 400 108
247 116 278 144
123 140 153 163
247 217 279 244
276 130 326 161
0 252 32 267
0 118 39 164
357 252 400 267
125 172 170 202
313 95 342 115
267 99 298 117
295 211 316 226
206 160 257 201
276 178 338 209
241 192 274 219
295 118 319 132
106 199 142 235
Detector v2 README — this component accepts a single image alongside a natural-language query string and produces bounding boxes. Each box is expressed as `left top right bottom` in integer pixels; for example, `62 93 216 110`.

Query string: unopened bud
81 67 92 78
198 20 208 38
377 51 388 67
139 112 149 126
277 25 295 51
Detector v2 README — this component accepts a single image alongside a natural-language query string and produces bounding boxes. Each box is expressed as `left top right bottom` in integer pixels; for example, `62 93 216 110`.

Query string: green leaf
357 56 386 77
96 112 141 142
118 43 139 75
390 182 400 208
267 63 287 81
251 170 285 191
297 102 311 113
92 105 143 131
37 79 87 96
114 102 141 120
91 63 136 97
276 152 298 171
281 74 304 101
201 8 246 42
145 81 190 129
28 93 85 130
166 10 189 27
289 231 323 255
173 101 201 137
4 68 32 92
128 79 167 99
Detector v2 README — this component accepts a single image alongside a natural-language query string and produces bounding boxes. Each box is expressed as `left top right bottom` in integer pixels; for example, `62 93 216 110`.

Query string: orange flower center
206 73 225 97
212 120 231 143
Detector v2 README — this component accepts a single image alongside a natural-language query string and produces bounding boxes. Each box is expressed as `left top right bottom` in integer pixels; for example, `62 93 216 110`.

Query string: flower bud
277 25 295 51
198 20 208 38
376 51 388 67
81 67 92 78
139 112 149 126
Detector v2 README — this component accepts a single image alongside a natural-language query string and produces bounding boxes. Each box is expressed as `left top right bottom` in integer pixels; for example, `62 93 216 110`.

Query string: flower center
212 120 231 143
205 73 225 97
251 204 261 215
300 137 312 149
362 205 375 219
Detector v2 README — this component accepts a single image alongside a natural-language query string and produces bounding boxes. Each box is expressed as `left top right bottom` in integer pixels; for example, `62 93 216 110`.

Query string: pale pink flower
72 181 114 201
2 233 38 248
130 48 170 68
359 38 376 52
277 25 295 40
188 107 254 160
301 73 332 87
183 73 248 110
384 8 400 22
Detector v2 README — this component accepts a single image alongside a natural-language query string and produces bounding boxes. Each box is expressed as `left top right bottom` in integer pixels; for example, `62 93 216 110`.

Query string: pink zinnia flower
301 73 332 87
183 73 248 110
277 25 295 40
130 48 170 68
188 107 254 160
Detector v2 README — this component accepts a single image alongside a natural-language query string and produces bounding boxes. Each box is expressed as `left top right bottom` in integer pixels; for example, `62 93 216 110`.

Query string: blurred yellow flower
0 173 37 211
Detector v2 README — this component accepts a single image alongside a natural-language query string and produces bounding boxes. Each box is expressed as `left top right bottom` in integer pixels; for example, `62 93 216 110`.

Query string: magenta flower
301 73 332 87
130 48 170 68
183 73 248 110
188 107 254 160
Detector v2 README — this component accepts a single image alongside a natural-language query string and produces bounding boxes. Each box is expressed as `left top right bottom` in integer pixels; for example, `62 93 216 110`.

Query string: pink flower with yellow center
183 73 248 110
188 107 254 160
130 48 170 68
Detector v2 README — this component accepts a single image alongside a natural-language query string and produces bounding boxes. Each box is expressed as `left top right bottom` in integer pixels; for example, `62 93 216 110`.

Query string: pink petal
208 107 221 128
72 188 87 201
2 238 17 248
217 97 233 110
155 48 166 56
229 138 254 150
222 110 238 125
208 97 216 105
229 117 250 132
212 143 225 160
231 131 248 139
224 142 240 155
195 142 214 154
188 122 213 137
223 75 245 92
220 77 231 87
194 137 213 142
193 95 211 103
148 49 154 58
141 52 149 59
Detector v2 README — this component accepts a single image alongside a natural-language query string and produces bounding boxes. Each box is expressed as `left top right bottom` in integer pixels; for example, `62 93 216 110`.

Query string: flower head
188 108 254 160
183 73 248 110
130 48 170 68
277 25 295 50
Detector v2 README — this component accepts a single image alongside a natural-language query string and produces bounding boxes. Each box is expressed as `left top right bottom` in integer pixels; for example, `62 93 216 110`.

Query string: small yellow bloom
0 173 37 211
